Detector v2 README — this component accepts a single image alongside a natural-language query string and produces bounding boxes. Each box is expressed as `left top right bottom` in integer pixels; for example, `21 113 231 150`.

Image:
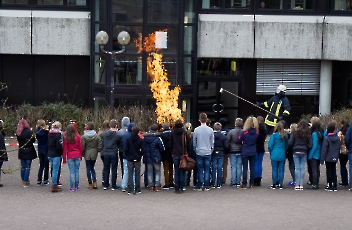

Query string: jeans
163 159 173 186
254 152 264 178
172 156 185 191
37 151 49 183
242 155 256 186
67 158 80 188
147 163 161 187
271 160 285 185
196 155 211 188
339 154 348 185
310 159 320 185
48 157 61 186
211 156 224 186
103 153 118 188
20 159 32 182
326 161 337 188
85 159 97 184
229 153 242 185
51 159 61 184
127 161 141 193
121 159 128 189
293 154 307 186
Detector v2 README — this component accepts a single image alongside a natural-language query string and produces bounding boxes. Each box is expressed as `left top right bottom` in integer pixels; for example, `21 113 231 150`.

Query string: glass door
197 79 239 128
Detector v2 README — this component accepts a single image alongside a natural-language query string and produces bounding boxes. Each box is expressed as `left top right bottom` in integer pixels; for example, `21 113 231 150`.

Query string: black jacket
160 129 172 161
169 128 189 157
124 133 144 162
264 92 291 127
288 132 312 155
212 131 229 157
256 125 267 153
320 134 340 164
47 129 63 158
0 132 7 162
17 128 37 160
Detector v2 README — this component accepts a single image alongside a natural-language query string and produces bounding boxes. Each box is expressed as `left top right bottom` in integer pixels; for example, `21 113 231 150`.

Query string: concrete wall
0 10 90 55
198 14 352 61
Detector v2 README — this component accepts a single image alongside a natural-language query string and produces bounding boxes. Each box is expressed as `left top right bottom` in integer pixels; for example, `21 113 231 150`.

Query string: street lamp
95 30 131 112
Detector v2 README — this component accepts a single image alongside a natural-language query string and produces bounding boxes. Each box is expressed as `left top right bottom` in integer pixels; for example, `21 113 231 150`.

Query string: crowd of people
1 112 351 194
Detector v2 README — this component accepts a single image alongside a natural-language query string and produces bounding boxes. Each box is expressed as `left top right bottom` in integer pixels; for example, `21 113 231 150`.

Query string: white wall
198 14 352 61
0 10 90 55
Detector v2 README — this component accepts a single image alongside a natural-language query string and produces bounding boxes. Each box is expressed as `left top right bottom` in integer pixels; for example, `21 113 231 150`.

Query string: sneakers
75 186 80 191
169 184 174 189
43 181 50 186
287 181 296 186
68 187 75 192
194 187 202 191
339 182 347 187
277 184 283 189
270 185 276 189
103 187 108 190
111 186 121 191
216 184 221 189
127 192 131 195
307 185 319 190
121 188 126 192
136 190 142 194
294 186 300 191
162 185 170 190
333 187 338 192
57 182 63 187
204 187 210 191
37 181 42 186
155 186 163 192
211 184 216 189
239 185 247 189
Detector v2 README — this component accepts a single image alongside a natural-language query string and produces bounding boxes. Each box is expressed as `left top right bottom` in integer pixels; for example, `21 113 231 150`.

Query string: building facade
0 0 352 127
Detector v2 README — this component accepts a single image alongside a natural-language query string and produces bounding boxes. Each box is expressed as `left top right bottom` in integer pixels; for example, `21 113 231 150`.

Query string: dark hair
150 124 158 131
327 122 336 134
274 122 287 139
163 122 170 130
66 124 76 143
296 120 311 140
257 116 265 126
174 120 183 129
341 119 349 135
109 119 117 128
132 126 140 134
199 112 207 123
311 121 323 144
279 120 287 129
235 118 243 127
86 122 94 130
219 118 227 127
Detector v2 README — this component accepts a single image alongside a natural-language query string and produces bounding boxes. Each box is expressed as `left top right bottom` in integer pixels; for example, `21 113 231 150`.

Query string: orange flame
134 31 184 125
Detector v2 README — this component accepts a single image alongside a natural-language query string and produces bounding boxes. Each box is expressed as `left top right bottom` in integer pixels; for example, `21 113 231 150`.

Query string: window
114 56 142 85
335 0 352 10
112 0 143 22
148 0 179 23
226 0 251 8
1 0 89 7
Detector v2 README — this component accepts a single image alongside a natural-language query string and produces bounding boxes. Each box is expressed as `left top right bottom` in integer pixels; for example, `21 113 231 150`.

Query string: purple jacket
238 128 259 157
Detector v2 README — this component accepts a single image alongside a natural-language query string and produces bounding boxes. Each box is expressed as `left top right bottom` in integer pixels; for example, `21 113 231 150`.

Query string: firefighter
257 85 291 133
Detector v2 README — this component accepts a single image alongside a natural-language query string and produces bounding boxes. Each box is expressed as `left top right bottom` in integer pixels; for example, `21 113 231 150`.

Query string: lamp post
95 30 131 112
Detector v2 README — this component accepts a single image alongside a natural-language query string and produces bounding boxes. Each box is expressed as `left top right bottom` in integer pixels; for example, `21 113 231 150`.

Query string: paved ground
1 143 351 230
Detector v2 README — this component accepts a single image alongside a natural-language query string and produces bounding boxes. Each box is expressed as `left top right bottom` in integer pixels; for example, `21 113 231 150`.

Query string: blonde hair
52 121 62 130
243 116 259 132
310 116 320 124
274 122 287 139
213 122 222 131
36 119 46 129
290 123 297 133
184 122 193 138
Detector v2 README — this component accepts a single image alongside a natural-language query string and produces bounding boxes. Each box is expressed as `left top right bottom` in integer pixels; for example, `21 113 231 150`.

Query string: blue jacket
120 123 135 159
308 131 322 160
143 130 165 164
345 124 352 151
268 132 288 161
238 128 258 157
212 131 229 157
36 127 49 153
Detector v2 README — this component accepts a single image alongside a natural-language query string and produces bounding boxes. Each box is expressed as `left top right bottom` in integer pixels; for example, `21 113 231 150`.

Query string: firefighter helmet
276 85 286 93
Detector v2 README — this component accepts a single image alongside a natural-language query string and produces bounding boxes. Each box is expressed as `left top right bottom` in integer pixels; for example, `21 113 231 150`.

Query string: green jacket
82 130 102 160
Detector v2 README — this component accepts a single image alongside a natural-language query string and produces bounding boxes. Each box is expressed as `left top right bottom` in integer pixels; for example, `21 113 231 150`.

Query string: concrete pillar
319 60 332 115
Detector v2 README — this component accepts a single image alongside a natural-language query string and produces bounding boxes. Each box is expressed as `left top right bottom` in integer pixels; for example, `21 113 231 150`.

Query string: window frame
0 0 90 10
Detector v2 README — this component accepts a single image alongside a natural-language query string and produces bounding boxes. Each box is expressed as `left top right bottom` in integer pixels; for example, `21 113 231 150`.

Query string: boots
92 181 98 189
51 185 62 193
88 183 93 190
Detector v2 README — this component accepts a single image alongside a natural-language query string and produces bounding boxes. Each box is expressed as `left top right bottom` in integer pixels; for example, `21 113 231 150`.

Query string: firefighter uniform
263 94 290 128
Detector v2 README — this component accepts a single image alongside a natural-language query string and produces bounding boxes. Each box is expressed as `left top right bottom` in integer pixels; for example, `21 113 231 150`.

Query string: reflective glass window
334 0 352 10
2 0 27 3
112 0 143 22
147 27 178 55
201 0 221 9
148 0 178 23
114 56 142 85
197 58 241 76
287 0 313 10
184 26 195 55
225 0 251 8
259 0 283 9
68 0 86 5
185 0 195 23
95 0 106 21
183 57 193 85
37 0 63 5
94 55 106 84
113 25 142 54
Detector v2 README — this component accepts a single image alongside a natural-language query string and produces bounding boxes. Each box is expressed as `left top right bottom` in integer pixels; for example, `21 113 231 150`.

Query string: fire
134 31 184 125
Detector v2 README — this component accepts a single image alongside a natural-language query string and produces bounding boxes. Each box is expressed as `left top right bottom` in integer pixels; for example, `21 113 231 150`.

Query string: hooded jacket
320 133 340 164
169 127 189 157
17 128 37 160
36 127 49 153
82 129 102 160
238 128 258 157
120 123 135 159
212 130 229 157
268 132 288 161
124 133 144 162
117 117 130 152
308 131 323 160
228 127 243 153
47 129 63 158
103 129 119 155
143 130 165 164
288 132 312 155
160 129 172 160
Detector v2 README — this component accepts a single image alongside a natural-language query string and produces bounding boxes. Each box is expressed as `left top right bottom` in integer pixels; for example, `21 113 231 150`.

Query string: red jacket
62 135 83 163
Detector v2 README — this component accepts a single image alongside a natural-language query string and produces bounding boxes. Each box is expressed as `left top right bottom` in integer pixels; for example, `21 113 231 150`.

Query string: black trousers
325 161 337 188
